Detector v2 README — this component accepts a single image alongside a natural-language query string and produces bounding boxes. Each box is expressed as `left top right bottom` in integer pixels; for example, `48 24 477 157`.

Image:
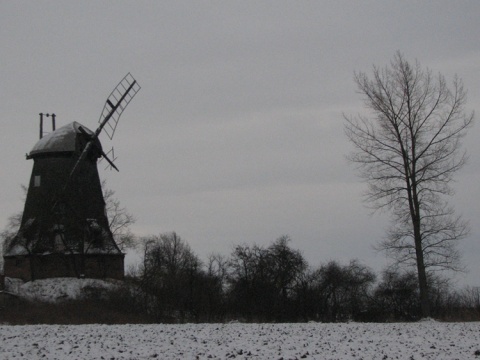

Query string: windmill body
4 122 124 281
3 74 140 282
24 122 109 244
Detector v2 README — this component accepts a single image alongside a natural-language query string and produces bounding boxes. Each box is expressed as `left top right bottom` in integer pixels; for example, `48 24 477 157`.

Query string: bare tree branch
102 180 137 251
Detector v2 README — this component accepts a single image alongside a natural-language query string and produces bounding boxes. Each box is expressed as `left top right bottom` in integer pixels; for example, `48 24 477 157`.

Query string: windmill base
3 253 124 282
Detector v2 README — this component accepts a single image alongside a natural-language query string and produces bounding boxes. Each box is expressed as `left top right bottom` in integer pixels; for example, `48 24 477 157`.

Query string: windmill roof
28 122 99 158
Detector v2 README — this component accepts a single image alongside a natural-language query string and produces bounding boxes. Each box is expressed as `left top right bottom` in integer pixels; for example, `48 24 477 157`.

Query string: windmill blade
100 147 119 172
100 151 119 172
98 73 141 140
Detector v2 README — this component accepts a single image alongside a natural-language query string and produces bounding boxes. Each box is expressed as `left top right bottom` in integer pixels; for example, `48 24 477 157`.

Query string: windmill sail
99 73 141 140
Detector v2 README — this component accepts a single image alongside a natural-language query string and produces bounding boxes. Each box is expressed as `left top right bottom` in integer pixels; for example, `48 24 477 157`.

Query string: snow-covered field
0 321 479 359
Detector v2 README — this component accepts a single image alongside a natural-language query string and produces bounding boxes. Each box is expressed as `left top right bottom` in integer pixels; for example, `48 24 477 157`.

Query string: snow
0 322 479 359
28 122 94 157
4 277 120 303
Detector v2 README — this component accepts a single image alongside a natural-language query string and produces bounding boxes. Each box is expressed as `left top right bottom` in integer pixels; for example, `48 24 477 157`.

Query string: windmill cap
28 121 102 158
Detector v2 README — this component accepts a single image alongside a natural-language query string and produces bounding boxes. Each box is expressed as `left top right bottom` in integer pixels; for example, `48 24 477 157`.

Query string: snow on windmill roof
28 121 100 158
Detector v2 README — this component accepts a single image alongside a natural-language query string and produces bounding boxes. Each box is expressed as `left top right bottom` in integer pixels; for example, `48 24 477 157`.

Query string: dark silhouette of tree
344 51 473 317
1 212 23 252
140 232 203 322
1 185 27 272
371 269 421 321
291 267 318 322
267 235 307 320
226 236 307 321
204 253 228 320
226 244 269 320
313 260 375 322
102 180 136 251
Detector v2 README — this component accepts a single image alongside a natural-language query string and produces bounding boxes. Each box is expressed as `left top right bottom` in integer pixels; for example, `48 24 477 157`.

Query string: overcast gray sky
1 1 479 285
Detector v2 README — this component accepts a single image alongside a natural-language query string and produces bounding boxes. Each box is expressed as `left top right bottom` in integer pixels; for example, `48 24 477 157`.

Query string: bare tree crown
345 52 473 212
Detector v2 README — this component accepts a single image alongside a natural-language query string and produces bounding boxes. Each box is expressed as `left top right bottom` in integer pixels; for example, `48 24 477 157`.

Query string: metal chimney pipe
52 113 56 131
39 113 44 139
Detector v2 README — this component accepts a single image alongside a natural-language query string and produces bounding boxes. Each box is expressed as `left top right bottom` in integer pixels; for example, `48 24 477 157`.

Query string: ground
0 322 479 359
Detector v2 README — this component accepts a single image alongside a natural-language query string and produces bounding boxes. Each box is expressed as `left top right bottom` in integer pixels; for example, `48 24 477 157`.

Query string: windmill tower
3 74 140 282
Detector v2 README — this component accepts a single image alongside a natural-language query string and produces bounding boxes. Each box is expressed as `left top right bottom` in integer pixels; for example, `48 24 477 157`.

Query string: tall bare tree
344 52 473 317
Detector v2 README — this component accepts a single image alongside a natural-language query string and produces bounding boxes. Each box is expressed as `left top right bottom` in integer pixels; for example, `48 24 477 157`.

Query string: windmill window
34 175 41 187
15 256 25 266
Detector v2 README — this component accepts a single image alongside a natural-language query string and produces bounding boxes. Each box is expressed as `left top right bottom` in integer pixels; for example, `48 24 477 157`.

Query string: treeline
116 232 480 323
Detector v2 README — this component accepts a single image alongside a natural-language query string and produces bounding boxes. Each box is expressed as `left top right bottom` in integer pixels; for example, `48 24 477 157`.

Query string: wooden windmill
3 74 140 281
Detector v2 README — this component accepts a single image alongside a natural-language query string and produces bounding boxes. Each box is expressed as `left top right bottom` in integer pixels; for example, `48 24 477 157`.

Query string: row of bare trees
122 232 479 323
122 52 474 323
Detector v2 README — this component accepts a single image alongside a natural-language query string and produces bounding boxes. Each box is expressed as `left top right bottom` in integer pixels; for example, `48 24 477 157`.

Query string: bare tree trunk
408 151 431 317
413 220 430 317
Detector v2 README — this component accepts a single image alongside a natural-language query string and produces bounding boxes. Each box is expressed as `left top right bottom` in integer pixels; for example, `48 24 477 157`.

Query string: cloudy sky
1 1 479 285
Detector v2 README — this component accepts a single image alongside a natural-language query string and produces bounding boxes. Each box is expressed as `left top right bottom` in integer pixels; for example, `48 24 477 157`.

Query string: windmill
3 74 140 282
